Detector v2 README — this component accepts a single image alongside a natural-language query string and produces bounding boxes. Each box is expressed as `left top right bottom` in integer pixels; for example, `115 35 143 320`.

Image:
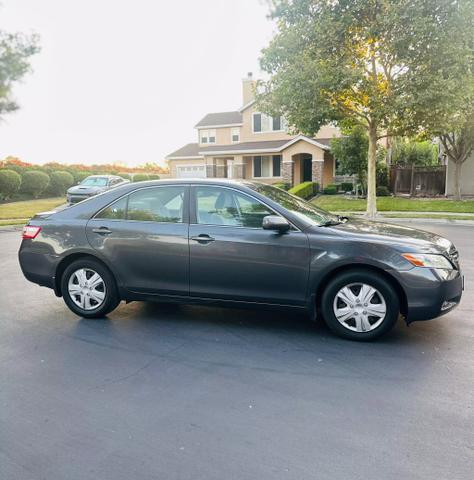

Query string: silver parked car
66 175 129 204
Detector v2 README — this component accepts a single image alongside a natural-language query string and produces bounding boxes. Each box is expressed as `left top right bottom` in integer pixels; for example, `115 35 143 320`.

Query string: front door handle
191 234 215 243
92 227 112 235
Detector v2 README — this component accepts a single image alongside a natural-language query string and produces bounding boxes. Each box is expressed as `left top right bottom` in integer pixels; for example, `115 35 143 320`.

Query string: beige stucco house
165 73 341 187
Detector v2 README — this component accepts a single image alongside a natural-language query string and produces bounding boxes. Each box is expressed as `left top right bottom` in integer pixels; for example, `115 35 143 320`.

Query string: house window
253 155 282 178
200 129 216 144
252 113 286 133
231 127 240 143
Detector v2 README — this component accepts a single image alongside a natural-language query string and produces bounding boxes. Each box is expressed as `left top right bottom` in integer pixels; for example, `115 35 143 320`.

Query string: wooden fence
390 165 446 196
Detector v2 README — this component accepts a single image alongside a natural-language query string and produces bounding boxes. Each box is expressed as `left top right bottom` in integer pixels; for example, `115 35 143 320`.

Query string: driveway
1 222 473 480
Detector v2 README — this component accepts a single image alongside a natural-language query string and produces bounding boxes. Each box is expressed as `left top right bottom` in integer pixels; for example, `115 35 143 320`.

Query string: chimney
242 72 256 106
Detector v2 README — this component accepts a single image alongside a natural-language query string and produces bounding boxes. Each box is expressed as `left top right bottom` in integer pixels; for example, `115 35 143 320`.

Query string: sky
0 0 275 167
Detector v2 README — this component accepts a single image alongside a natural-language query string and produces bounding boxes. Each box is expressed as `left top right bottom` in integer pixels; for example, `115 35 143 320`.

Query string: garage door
176 165 206 178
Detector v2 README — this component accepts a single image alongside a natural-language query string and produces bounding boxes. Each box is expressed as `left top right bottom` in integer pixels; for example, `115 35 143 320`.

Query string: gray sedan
66 175 129 204
19 179 463 341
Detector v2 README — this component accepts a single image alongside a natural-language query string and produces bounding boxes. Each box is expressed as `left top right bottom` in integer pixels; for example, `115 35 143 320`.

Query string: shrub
48 171 75 196
71 171 90 183
288 181 318 199
118 173 131 180
376 186 391 197
0 169 22 200
376 162 390 188
133 173 149 182
272 182 290 190
21 171 50 197
148 174 160 180
323 184 338 195
340 182 354 192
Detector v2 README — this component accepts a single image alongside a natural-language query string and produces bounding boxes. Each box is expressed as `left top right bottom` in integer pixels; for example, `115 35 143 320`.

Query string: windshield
80 177 108 187
247 183 341 226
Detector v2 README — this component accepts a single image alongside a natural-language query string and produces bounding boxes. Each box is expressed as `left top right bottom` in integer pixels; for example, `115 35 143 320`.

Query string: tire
321 269 400 341
61 258 120 318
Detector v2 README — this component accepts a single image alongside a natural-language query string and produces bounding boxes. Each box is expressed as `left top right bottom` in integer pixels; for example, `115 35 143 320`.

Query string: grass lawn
312 195 474 213
0 197 65 225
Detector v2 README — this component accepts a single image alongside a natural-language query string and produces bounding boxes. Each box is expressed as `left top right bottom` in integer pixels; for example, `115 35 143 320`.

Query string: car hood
67 185 105 194
319 218 453 254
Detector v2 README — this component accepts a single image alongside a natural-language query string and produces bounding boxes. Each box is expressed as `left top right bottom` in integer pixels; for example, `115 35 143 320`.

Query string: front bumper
66 194 92 204
398 267 463 323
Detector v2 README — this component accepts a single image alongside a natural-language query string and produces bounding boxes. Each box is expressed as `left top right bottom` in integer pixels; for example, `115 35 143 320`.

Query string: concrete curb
377 217 474 226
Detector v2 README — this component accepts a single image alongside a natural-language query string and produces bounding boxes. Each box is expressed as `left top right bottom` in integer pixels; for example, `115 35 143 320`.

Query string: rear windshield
247 183 339 226
80 177 108 186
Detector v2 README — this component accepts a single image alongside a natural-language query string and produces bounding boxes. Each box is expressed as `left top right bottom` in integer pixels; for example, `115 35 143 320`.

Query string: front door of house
302 156 312 182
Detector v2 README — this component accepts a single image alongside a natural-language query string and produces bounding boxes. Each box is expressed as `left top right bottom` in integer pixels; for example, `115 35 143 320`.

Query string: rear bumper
398 268 463 323
18 249 58 292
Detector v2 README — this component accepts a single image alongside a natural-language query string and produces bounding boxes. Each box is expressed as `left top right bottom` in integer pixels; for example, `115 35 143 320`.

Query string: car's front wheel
61 258 120 318
321 269 400 341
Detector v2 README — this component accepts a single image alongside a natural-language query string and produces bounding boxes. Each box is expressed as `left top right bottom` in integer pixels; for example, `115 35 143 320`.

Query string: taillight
22 225 41 239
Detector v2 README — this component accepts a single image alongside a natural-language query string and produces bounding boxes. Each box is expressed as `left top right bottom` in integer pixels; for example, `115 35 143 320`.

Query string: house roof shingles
199 137 333 154
166 137 333 159
200 139 289 153
195 111 242 128
166 143 201 158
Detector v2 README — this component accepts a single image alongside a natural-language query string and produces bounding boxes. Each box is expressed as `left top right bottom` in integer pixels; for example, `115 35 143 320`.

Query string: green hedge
148 174 161 180
21 171 50 198
376 186 391 197
0 169 22 200
48 171 75 196
272 182 291 191
323 184 338 195
288 181 319 199
133 173 150 182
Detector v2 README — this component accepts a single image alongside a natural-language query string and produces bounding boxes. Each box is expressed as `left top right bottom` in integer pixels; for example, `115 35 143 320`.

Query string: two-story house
165 73 341 187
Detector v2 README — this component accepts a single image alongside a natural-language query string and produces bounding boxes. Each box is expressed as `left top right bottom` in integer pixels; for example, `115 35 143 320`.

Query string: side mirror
262 215 291 233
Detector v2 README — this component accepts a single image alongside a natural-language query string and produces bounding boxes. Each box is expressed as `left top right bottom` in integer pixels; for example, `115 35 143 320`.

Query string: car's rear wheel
61 258 120 318
321 269 400 341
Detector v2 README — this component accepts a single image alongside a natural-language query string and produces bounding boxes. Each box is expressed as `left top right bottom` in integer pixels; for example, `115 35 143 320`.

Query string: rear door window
96 186 186 223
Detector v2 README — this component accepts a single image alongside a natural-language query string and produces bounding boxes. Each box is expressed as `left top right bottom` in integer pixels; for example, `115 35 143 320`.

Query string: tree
258 0 474 217
392 140 438 167
331 126 368 194
439 111 474 200
0 29 40 119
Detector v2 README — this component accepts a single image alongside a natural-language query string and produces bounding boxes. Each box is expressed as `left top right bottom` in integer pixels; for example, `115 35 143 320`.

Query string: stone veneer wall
312 161 324 186
282 162 294 185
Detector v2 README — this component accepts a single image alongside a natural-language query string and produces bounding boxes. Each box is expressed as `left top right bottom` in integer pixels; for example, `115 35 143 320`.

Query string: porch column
215 158 227 178
312 150 324 186
232 155 245 179
205 157 216 178
282 152 294 186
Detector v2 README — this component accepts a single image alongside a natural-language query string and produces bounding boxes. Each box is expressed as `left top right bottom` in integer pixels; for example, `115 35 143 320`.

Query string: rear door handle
92 227 112 235
191 234 215 243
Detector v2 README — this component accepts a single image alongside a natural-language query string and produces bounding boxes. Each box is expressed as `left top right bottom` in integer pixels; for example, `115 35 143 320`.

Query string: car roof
85 175 117 178
121 178 260 187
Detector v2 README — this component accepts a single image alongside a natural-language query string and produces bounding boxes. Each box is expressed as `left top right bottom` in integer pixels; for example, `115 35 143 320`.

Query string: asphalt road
1 223 473 480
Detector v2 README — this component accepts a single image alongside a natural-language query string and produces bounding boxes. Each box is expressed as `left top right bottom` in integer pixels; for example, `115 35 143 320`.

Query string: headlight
402 253 454 270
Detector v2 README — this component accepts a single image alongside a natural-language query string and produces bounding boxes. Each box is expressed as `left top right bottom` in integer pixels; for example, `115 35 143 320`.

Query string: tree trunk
453 160 462 200
366 124 377 218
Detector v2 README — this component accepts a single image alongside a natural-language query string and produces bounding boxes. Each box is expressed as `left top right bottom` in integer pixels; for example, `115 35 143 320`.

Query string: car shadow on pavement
73 299 452 354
